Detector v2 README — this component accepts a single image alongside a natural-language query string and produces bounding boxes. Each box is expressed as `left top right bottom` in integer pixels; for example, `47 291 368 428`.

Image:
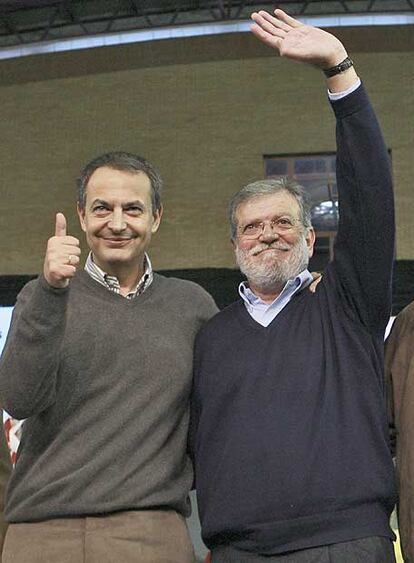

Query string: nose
259 223 278 242
108 209 127 232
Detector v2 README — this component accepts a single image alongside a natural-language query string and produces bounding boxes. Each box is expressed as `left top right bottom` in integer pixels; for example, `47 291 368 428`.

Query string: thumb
55 212 67 237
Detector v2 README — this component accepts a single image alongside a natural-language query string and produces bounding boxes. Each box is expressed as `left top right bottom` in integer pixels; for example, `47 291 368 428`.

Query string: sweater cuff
31 274 70 313
329 82 369 119
38 273 70 295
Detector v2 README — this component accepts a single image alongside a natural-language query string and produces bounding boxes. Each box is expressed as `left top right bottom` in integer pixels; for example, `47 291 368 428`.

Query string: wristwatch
323 56 354 78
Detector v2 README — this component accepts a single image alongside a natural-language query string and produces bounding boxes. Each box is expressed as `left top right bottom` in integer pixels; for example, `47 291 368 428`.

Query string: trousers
211 536 395 563
2 509 195 563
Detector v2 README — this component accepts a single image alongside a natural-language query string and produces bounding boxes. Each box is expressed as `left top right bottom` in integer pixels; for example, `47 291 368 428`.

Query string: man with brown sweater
386 302 414 562
0 151 217 562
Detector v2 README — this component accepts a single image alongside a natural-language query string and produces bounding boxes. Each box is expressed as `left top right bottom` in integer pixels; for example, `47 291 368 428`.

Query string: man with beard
190 8 396 563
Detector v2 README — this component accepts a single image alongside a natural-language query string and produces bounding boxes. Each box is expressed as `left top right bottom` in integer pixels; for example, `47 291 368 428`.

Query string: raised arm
251 9 394 333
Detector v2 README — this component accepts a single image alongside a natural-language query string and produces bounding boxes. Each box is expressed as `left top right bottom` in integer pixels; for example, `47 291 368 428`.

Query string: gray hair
228 177 312 240
77 151 162 212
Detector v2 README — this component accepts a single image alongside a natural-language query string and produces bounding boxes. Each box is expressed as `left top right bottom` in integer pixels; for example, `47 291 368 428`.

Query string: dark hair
77 151 162 212
228 177 312 239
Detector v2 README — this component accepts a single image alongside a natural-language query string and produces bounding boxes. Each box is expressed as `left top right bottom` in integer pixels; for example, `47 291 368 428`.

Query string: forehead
236 191 301 223
86 166 151 204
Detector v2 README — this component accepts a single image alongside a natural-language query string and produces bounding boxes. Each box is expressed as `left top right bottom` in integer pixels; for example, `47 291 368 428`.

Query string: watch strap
323 56 354 78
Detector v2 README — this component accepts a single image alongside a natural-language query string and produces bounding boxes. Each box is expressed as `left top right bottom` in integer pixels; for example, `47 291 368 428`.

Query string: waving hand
251 9 347 69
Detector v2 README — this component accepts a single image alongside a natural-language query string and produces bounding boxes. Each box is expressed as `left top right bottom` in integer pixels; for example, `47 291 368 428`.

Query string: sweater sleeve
0 275 69 419
328 84 394 334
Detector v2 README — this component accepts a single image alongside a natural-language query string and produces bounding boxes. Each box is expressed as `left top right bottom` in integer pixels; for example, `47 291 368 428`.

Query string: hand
309 272 322 293
43 213 81 289
250 9 347 69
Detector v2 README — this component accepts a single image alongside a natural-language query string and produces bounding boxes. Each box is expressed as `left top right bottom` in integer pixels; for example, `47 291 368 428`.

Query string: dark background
1 258 413 314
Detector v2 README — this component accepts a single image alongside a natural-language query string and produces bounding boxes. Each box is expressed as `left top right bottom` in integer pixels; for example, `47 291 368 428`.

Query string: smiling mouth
102 238 133 247
254 247 289 256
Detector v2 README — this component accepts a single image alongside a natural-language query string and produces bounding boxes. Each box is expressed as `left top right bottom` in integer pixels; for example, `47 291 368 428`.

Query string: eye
242 222 262 236
92 205 109 214
124 205 143 215
275 218 294 229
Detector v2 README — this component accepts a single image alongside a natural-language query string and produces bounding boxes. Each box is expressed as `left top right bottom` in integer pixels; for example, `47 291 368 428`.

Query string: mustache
250 242 293 256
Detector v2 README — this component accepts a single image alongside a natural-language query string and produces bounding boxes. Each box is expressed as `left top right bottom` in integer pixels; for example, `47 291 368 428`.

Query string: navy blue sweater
191 85 396 555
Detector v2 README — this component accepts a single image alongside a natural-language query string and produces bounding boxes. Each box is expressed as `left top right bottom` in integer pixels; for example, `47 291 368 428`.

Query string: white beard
235 236 310 292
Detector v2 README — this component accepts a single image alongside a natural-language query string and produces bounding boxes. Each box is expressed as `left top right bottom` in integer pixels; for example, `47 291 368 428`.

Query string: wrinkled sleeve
0 276 69 419
328 85 394 335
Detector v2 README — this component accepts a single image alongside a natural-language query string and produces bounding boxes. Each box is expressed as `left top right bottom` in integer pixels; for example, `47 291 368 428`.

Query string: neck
117 270 142 296
93 255 145 295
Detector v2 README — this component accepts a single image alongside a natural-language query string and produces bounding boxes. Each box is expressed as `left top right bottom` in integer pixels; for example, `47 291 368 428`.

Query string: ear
151 205 163 234
77 203 87 232
306 227 316 258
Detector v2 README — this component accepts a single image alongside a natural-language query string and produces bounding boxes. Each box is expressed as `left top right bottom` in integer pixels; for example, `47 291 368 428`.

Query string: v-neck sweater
191 85 396 555
0 270 218 522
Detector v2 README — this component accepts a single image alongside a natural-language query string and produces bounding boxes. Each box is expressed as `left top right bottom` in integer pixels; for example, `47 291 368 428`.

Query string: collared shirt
84 252 153 299
239 269 313 327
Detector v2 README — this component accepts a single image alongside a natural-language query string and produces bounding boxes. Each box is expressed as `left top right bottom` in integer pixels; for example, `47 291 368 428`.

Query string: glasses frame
237 217 303 240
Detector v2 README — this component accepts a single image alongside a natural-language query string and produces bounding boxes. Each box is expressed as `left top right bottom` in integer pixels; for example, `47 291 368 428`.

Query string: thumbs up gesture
43 213 81 288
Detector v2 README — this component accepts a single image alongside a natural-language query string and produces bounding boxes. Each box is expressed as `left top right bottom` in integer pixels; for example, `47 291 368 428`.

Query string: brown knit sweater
0 271 217 522
386 301 414 562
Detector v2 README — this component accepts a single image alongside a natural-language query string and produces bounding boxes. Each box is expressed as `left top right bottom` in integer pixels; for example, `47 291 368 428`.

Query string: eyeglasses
238 218 300 239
